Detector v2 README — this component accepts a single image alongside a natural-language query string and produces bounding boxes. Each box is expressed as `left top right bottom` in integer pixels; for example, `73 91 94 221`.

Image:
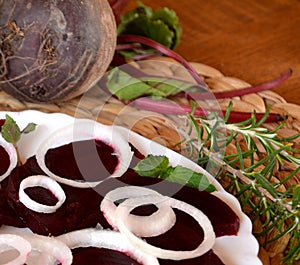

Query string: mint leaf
134 155 169 177
1 114 21 144
163 166 216 192
134 155 216 192
22 123 37 134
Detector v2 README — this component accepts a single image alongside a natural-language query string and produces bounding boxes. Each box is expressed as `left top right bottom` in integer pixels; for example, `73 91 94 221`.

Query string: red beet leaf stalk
131 97 285 123
117 35 292 99
117 34 289 123
108 0 131 24
179 68 293 100
117 34 208 88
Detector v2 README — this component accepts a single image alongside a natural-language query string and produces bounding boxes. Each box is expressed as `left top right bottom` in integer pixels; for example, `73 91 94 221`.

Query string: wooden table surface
124 0 300 105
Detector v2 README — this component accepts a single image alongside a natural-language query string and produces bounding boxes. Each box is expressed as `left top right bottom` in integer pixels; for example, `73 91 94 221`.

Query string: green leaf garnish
134 155 169 177
0 114 37 165
118 2 182 49
21 122 37 134
1 114 21 144
134 154 216 192
163 166 216 192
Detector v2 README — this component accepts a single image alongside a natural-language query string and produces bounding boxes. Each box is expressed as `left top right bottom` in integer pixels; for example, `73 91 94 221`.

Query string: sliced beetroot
6 156 110 236
72 247 140 265
0 145 10 176
0 119 5 129
0 178 26 228
101 170 240 237
45 139 118 183
159 250 224 265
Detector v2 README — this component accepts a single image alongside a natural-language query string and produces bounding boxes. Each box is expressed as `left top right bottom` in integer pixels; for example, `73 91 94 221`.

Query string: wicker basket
1 57 299 265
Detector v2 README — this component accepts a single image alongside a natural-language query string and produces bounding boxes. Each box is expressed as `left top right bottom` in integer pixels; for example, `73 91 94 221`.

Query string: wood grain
123 0 300 104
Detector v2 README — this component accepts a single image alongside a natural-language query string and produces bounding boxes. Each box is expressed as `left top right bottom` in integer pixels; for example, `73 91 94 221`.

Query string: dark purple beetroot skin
0 0 116 102
2 139 240 264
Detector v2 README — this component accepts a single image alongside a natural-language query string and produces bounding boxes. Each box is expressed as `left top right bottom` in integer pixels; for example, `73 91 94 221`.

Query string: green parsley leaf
1 114 21 144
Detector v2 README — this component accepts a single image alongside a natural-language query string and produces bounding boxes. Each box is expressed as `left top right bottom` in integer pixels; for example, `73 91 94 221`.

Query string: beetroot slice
72 247 140 265
0 145 10 176
6 156 110 236
45 140 119 183
100 170 240 237
0 178 26 228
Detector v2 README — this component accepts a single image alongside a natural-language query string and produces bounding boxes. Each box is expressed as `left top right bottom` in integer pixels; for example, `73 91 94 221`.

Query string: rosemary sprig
180 103 300 264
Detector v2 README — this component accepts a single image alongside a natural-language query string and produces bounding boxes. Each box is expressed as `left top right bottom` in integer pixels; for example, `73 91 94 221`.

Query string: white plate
0 110 262 265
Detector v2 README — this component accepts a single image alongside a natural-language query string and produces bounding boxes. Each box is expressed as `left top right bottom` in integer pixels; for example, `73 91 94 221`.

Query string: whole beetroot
0 0 116 102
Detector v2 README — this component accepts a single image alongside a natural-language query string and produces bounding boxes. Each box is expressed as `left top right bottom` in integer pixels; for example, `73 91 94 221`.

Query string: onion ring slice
115 194 216 260
0 135 17 182
36 119 133 188
0 226 72 265
58 228 159 265
23 233 72 265
0 234 31 265
101 186 176 237
19 175 66 213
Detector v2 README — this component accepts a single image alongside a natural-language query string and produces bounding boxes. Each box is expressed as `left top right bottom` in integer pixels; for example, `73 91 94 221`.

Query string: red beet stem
109 0 131 24
117 34 207 88
180 68 293 100
131 97 285 123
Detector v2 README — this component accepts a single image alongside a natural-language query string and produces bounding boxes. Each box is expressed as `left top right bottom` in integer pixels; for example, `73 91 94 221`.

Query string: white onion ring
23 233 72 265
58 228 159 265
0 135 17 182
115 194 216 260
19 175 66 213
0 226 72 265
0 234 31 265
36 119 133 188
101 186 176 237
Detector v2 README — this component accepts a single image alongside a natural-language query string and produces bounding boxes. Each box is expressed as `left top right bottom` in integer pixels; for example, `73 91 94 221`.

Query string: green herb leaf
118 2 182 49
106 68 192 102
162 165 216 192
134 155 169 177
107 68 152 102
134 154 216 192
1 114 21 144
21 123 37 134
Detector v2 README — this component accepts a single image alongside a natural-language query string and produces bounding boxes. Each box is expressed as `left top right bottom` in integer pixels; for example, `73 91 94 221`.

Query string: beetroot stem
109 0 131 24
180 68 293 100
117 34 208 88
131 97 285 123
